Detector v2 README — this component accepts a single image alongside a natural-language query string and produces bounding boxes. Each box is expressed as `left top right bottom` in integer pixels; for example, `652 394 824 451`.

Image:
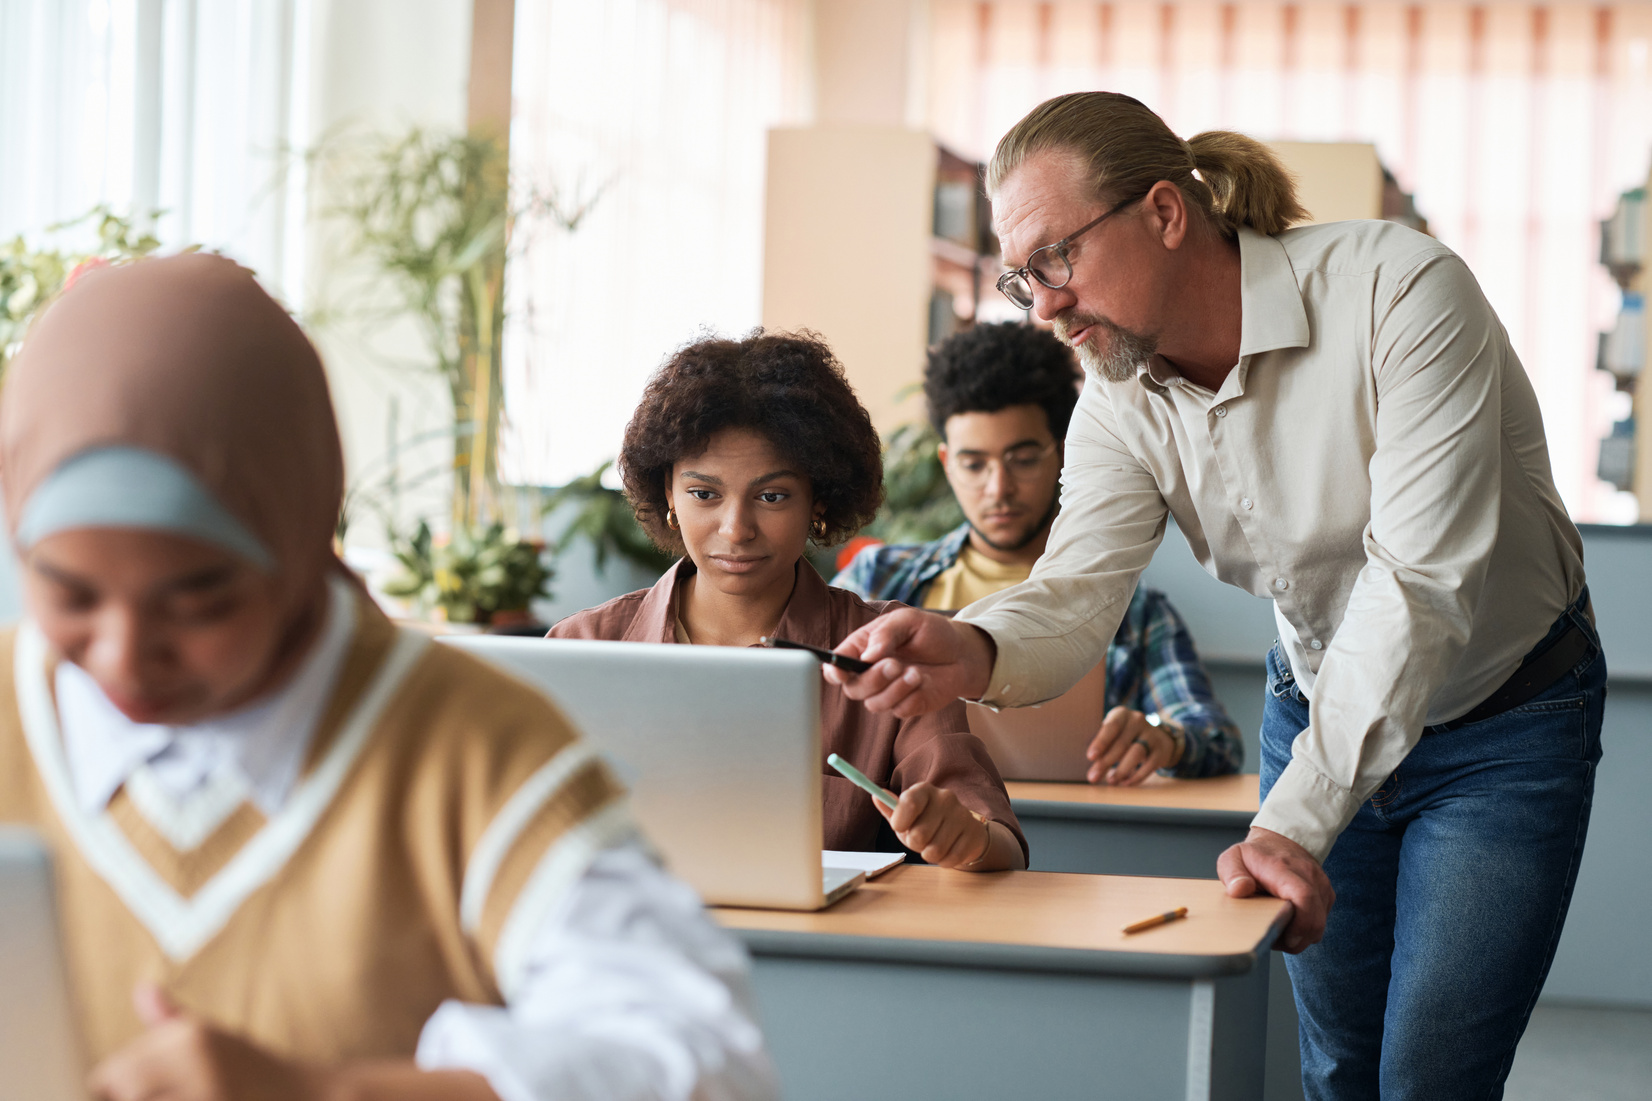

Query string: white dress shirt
957 220 1585 861
53 577 778 1101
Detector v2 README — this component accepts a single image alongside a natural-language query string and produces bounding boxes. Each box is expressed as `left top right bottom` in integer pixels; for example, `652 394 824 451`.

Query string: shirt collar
623 556 835 648
57 574 359 816
911 523 973 585
1236 226 1310 357
622 558 691 644
767 559 835 648
1135 227 1309 396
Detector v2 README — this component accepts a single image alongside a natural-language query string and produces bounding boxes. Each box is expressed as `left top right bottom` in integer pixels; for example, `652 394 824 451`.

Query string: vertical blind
0 0 310 303
501 0 810 487
925 0 1652 522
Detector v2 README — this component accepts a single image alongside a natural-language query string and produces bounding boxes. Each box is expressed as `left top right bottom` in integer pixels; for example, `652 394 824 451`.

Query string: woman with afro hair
550 331 1026 871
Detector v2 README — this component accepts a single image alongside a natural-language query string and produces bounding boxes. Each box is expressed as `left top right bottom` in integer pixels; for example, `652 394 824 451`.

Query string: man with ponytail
828 91 1602 1100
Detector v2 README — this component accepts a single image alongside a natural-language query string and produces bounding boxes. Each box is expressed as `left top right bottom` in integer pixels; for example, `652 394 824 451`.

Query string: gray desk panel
1009 804 1304 1101
1018 814 1246 880
744 950 1270 1101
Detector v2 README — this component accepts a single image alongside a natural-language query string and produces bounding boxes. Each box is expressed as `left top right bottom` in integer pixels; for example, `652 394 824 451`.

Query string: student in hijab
549 331 1027 872
0 255 775 1101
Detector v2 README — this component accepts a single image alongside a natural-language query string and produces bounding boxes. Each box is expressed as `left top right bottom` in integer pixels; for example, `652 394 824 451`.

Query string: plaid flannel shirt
832 523 1244 778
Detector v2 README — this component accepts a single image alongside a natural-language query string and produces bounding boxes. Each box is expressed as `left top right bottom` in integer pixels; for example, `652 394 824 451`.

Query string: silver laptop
965 658 1109 781
0 829 87 1101
442 636 865 910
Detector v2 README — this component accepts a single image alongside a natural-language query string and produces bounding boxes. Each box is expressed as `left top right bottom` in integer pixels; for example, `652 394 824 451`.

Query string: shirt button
1273 578 1289 591
1309 639 1324 651
1213 405 1228 417
1240 497 1253 510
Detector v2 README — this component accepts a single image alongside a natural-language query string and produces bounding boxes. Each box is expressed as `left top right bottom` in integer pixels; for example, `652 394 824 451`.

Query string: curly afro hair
923 322 1082 440
619 330 885 553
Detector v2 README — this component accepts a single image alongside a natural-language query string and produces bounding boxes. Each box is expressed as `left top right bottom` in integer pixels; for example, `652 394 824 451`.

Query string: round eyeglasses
996 195 1140 310
946 442 1058 488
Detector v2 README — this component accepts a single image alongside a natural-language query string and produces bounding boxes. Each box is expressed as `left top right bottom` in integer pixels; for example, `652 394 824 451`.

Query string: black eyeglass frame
996 194 1142 309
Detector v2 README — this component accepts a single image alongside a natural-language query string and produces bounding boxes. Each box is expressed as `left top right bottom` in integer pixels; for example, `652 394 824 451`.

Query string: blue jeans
1260 592 1605 1101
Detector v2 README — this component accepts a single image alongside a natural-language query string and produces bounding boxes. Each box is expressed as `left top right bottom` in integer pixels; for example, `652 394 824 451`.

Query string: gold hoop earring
811 517 827 541
665 508 680 531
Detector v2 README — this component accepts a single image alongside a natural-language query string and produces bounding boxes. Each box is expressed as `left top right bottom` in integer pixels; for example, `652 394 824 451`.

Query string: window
0 0 310 301
501 0 809 487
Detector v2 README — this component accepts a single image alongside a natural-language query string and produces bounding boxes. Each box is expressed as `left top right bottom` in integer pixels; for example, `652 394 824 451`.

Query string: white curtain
501 0 811 487
925 0 1652 523
0 0 311 303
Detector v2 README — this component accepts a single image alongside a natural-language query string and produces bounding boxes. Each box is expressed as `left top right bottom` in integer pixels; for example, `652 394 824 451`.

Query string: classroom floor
1504 1003 1652 1100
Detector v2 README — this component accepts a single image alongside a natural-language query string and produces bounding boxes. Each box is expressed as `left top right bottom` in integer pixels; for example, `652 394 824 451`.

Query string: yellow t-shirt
921 543 1034 611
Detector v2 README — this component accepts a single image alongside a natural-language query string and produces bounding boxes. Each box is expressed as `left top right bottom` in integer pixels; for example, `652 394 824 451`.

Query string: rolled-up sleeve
417 843 778 1101
1129 591 1246 778
1253 255 1505 859
956 377 1169 708
888 700 1028 863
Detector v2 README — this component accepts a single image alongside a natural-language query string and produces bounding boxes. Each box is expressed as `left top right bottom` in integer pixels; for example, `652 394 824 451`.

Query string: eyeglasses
996 195 1140 310
947 442 1058 488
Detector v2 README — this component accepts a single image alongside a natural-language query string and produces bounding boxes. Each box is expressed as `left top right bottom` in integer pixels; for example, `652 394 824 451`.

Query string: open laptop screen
443 637 827 909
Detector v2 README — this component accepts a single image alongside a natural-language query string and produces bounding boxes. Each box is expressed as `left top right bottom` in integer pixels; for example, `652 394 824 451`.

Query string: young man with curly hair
834 322 1243 785
549 330 1027 872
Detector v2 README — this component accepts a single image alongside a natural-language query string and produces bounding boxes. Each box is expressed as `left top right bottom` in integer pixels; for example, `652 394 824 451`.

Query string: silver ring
1133 738 1150 751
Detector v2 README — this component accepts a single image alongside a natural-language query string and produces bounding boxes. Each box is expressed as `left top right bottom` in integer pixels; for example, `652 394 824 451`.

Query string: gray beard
1074 319 1159 383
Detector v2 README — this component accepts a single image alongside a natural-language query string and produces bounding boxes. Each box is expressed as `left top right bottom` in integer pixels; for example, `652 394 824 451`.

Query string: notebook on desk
964 659 1109 782
444 635 872 910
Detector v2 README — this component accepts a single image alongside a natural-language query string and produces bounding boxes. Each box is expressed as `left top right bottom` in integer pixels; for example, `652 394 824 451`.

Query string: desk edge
1008 799 1256 827
729 927 1282 978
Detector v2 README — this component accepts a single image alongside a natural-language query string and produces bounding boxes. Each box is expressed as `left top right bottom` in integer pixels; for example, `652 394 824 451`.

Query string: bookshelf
1597 182 1648 517
1267 141 1427 233
761 127 1001 432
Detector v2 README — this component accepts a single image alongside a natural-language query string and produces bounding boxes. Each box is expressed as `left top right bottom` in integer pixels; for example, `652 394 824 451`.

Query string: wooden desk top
1006 774 1259 824
715 864 1288 978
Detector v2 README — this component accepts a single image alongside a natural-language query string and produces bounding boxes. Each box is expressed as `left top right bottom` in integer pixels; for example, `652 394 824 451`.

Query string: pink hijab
0 254 344 600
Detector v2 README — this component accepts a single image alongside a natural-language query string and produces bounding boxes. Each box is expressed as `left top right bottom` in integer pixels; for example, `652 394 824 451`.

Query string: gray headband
15 446 274 570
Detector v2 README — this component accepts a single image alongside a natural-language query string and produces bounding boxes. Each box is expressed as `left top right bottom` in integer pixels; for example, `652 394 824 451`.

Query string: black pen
760 635 875 674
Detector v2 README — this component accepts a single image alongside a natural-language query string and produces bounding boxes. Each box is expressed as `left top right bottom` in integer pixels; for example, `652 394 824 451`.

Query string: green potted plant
862 420 966 542
329 126 599 531
1 207 170 377
380 519 552 630
541 460 677 576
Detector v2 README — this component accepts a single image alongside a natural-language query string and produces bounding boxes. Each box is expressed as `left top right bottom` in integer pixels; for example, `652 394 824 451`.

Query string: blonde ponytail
988 92 1307 239
1185 131 1307 236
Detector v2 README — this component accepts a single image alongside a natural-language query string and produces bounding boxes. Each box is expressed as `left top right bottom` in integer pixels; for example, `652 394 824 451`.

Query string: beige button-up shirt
957 221 1585 860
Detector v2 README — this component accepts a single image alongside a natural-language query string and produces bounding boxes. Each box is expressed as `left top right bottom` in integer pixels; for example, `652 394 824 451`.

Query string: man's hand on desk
823 607 994 718
1085 707 1179 785
1217 828 1335 954
89 984 498 1101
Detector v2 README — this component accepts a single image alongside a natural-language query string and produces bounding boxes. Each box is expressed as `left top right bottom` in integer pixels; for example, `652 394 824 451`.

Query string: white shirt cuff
416 844 777 1101
1251 758 1363 863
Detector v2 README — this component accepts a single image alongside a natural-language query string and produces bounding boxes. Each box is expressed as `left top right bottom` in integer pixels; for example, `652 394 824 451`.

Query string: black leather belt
1430 613 1593 733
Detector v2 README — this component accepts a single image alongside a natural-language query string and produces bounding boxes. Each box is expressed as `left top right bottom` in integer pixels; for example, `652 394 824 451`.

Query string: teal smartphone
826 752 899 809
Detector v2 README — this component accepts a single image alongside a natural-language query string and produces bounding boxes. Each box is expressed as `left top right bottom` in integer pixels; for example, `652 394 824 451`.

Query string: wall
758 0 937 434
1142 520 1652 1009
761 126 936 431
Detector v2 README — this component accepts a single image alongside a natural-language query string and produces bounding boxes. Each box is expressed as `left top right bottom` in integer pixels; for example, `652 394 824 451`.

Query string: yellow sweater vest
0 593 625 1064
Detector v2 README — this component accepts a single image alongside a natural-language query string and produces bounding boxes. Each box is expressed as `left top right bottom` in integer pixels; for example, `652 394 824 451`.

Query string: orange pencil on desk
1122 906 1189 935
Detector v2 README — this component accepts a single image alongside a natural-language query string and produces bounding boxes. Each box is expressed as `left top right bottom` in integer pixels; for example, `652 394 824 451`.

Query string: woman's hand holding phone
874 782 995 870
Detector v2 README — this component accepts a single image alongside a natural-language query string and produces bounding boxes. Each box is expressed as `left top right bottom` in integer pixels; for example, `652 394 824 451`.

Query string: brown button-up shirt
549 559 1027 860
